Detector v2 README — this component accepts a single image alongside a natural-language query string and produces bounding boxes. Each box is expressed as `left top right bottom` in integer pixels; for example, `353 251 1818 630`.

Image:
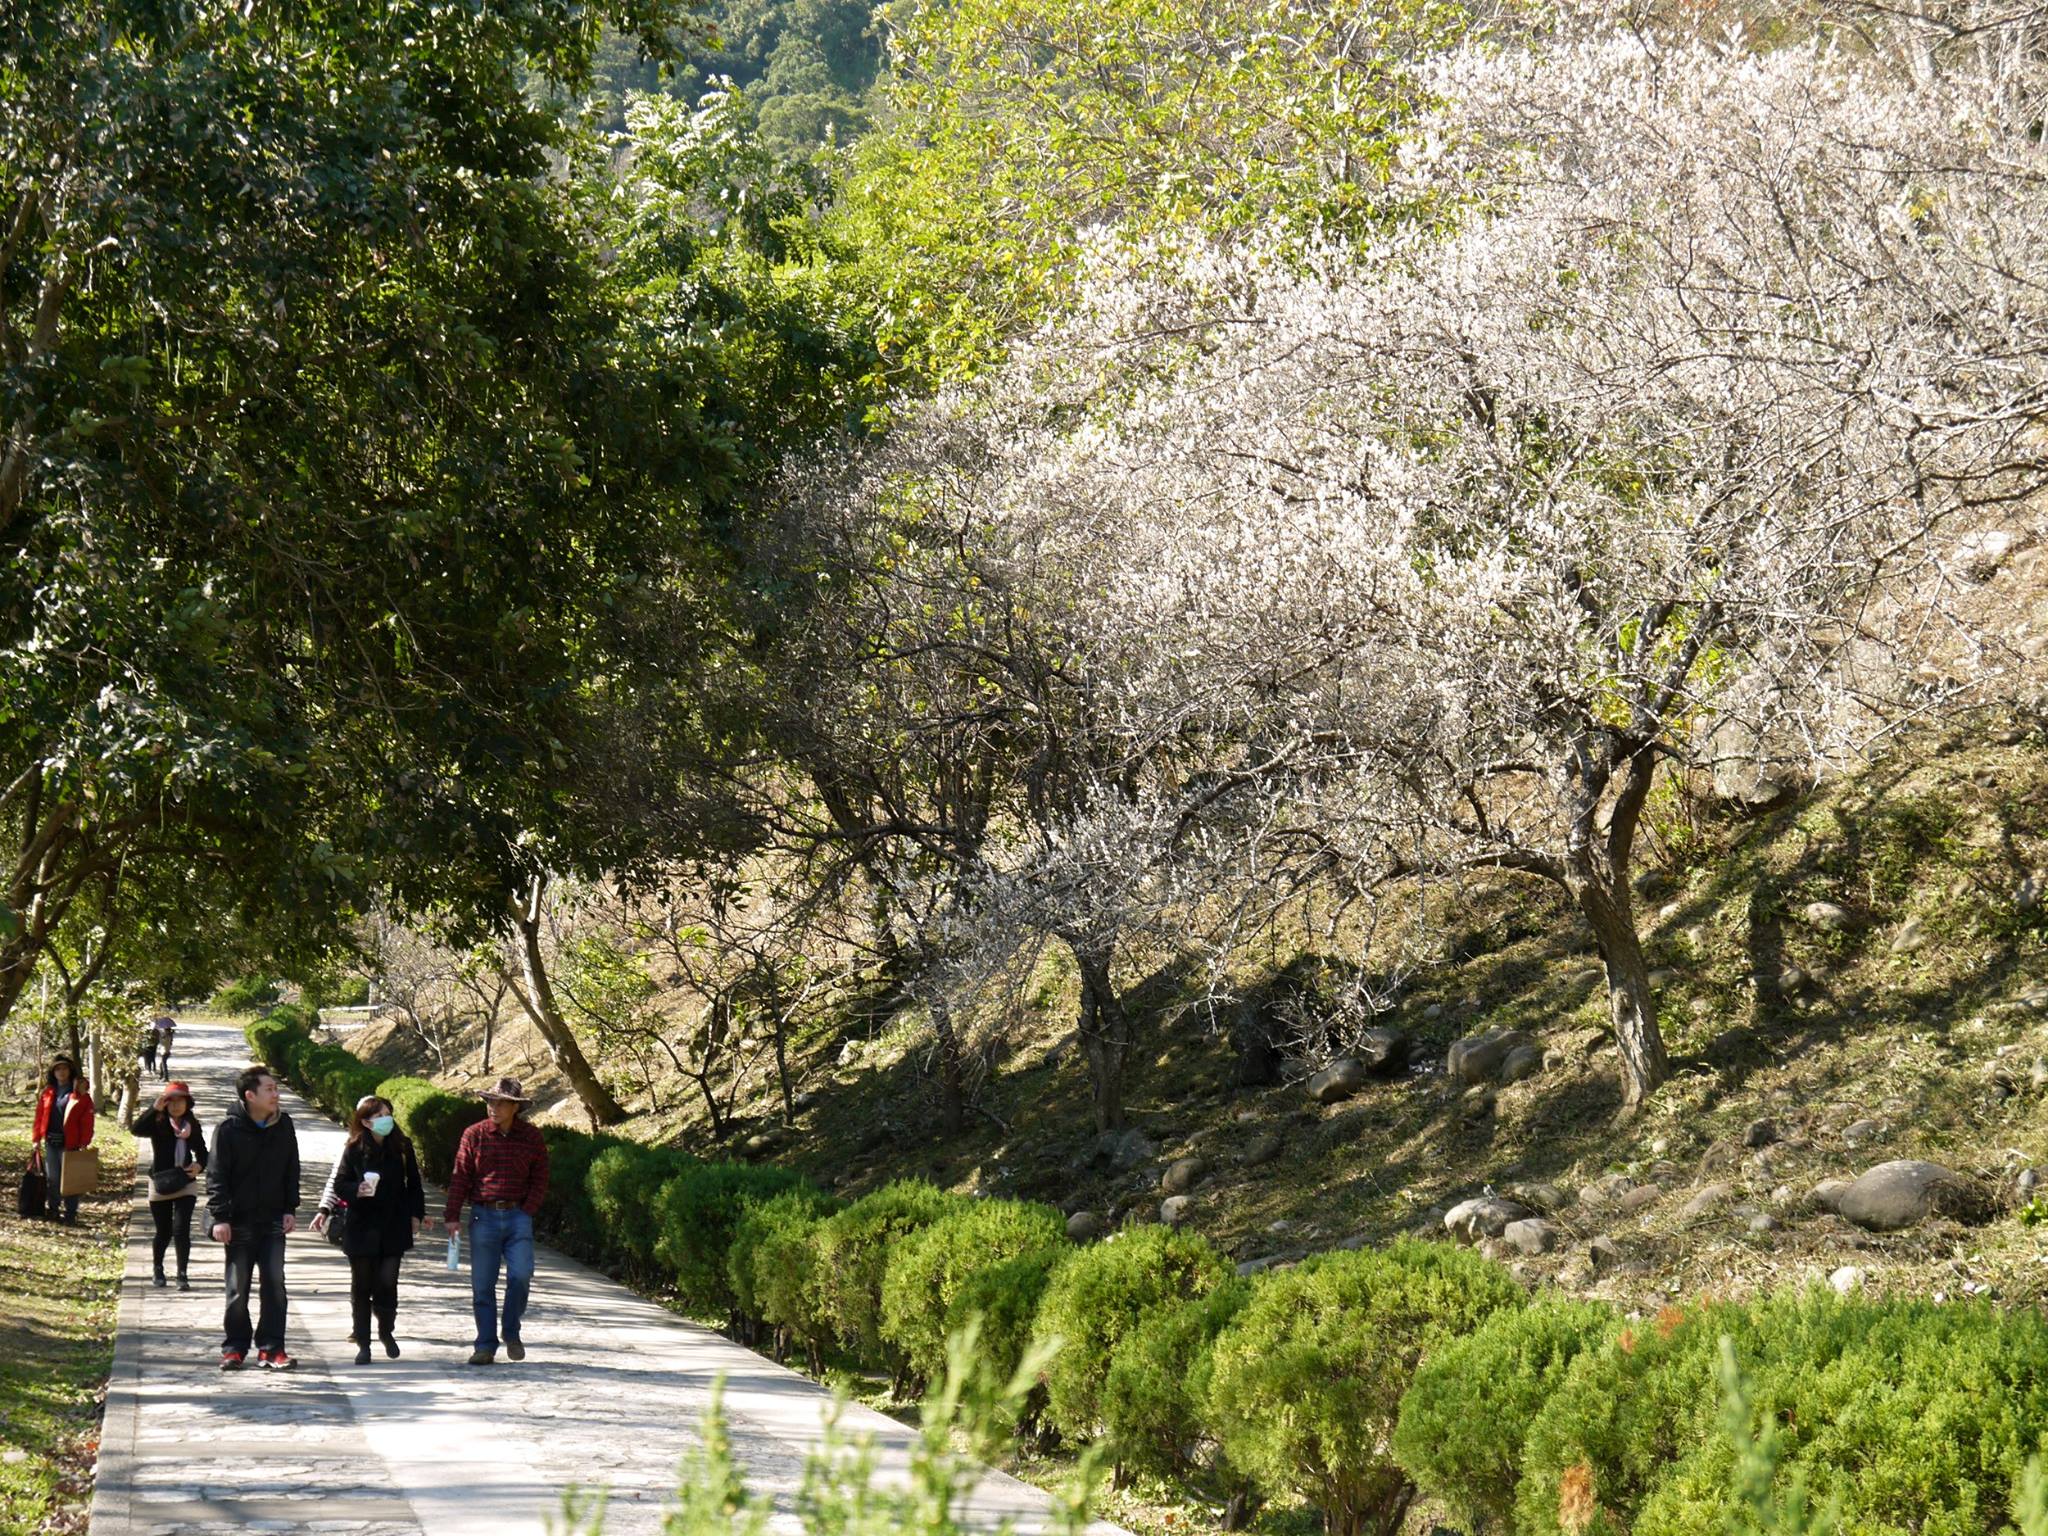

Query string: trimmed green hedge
1205 1241 1524 1536
1034 1224 1231 1441
880 1196 1066 1390
375 1075 485 1184
653 1160 818 1316
229 1017 2048 1536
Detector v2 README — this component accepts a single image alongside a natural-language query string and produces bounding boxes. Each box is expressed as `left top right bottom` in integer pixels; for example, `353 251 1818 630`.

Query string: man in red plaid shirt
443 1077 549 1365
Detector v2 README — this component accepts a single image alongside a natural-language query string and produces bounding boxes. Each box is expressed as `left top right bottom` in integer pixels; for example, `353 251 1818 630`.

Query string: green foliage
375 1077 487 1185
1100 1277 1252 1483
1204 1241 1523 1536
244 1014 305 1075
1393 1299 1616 1532
1517 1293 2048 1536
843 0 1467 381
653 1160 817 1313
587 1143 704 1275
880 1197 1066 1389
1713 1337 1839 1536
1034 1225 1231 1441
0 0 766 1036
809 1179 966 1367
589 0 885 153
537 1126 628 1256
728 1185 840 1334
947 1247 1069 1392
214 978 283 1016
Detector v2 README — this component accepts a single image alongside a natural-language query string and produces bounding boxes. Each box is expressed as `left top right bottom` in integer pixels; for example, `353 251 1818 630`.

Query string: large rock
1810 1178 1852 1213
1094 1127 1157 1171
1836 1160 1991 1231
1680 1182 1735 1220
1447 1028 1538 1087
1802 900 1852 931
1159 1195 1195 1227
1502 1218 1559 1256
1357 1027 1410 1074
1498 1042 1545 1085
1161 1156 1210 1196
1444 1196 1535 1244
1308 1059 1368 1104
1239 1131 1286 1168
1617 1184 1663 1215
1065 1210 1105 1243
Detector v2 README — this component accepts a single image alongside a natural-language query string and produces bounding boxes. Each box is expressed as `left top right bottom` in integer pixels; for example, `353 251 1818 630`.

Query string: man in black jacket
205 1067 302 1371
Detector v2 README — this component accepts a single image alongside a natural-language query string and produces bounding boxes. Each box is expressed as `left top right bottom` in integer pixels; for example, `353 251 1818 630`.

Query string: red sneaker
256 1349 296 1371
220 1350 245 1371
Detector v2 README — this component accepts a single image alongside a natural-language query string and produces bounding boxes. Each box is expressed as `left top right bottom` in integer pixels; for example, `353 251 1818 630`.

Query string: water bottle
445 1229 460 1271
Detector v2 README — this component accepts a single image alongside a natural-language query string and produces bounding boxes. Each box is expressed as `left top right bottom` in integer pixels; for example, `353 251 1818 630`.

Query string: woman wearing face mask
131 1081 208 1287
312 1096 425 1364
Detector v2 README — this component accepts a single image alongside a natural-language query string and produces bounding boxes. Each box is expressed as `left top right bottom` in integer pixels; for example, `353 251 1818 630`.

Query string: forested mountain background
589 0 885 150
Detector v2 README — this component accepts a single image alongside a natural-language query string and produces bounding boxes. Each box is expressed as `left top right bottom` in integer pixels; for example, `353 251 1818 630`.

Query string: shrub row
242 1021 2048 1534
239 1011 480 1180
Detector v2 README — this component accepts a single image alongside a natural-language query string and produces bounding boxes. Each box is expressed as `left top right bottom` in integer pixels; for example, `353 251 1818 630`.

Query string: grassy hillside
340 717 2048 1316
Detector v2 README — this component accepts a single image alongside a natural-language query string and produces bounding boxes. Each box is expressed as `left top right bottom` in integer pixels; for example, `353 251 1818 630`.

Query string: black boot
380 1328 400 1359
176 1272 191 1292
354 1342 372 1365
152 1267 167 1288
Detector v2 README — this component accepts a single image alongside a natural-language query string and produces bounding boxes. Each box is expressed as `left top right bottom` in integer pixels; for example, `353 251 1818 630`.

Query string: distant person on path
313 1094 426 1365
152 1016 176 1081
443 1077 548 1365
206 1067 301 1371
30 1054 95 1223
131 1081 208 1289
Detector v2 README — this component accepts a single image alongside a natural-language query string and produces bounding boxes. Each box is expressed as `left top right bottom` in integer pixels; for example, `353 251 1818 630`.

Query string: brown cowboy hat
479 1076 530 1104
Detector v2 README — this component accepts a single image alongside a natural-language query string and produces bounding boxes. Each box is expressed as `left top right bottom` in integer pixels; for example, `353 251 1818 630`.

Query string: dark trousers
221 1225 288 1354
348 1252 404 1342
155 1044 171 1080
151 1196 196 1275
44 1140 78 1221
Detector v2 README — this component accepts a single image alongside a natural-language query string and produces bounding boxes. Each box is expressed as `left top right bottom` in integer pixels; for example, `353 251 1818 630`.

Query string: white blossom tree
823 16 2048 1115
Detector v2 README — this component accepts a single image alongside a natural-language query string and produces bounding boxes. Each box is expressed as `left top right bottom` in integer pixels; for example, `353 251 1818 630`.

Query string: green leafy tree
843 0 1466 380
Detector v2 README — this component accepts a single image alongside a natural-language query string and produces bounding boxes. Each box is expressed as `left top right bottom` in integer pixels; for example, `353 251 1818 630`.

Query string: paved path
91 1022 1107 1536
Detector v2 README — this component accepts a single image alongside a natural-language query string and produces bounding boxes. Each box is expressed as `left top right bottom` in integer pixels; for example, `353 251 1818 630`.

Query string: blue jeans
469 1207 534 1351
44 1141 78 1220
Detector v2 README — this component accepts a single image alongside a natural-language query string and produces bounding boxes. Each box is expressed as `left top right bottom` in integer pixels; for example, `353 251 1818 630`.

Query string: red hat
161 1080 193 1099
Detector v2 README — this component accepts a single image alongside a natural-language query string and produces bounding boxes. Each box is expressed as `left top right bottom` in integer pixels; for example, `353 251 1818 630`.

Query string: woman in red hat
131 1081 208 1287
30 1053 95 1223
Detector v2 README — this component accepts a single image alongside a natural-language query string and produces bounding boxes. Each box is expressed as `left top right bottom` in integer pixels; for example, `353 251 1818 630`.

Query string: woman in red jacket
31 1053 96 1223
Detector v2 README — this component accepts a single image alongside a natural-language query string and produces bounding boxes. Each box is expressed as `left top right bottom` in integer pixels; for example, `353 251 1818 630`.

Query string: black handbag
17 1159 46 1217
323 1199 349 1247
150 1165 198 1198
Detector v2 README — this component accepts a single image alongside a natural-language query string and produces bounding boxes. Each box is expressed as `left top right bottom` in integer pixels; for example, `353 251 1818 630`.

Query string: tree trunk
511 875 629 1127
1569 869 1669 1114
482 1010 495 1073
1072 942 1132 1133
929 995 966 1134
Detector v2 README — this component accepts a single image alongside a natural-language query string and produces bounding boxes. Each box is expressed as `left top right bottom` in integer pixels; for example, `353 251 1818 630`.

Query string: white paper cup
361 1172 381 1195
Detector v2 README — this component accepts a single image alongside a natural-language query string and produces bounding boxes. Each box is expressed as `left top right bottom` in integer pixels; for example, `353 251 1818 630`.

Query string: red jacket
32 1084 95 1150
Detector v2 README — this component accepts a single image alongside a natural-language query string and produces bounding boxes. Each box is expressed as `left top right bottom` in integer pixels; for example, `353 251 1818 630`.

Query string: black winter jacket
205 1104 302 1230
129 1107 209 1200
318 1132 426 1258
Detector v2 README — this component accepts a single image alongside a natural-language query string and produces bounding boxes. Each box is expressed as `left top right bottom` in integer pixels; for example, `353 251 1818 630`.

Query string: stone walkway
91 1022 1110 1536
